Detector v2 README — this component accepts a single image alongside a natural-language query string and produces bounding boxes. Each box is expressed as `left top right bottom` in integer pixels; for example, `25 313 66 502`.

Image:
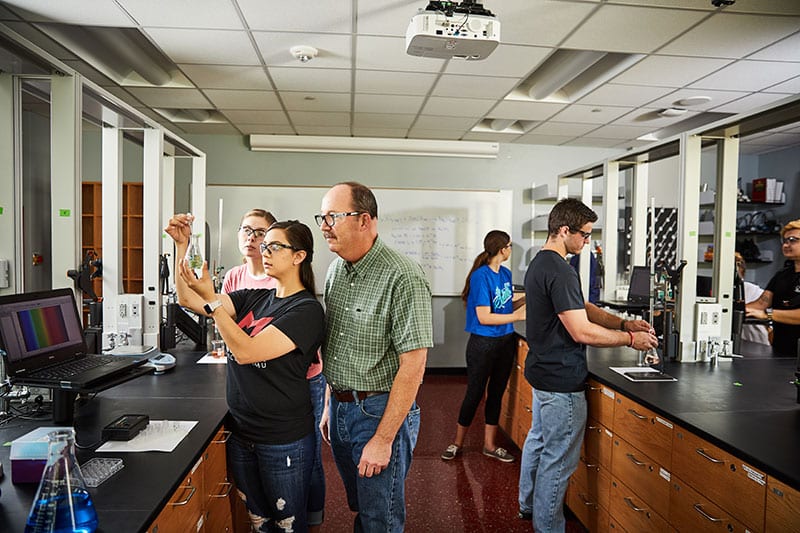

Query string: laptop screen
628 266 651 303
0 289 86 374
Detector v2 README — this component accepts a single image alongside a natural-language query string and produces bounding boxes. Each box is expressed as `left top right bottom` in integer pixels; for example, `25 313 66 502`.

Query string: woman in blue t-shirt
441 230 526 463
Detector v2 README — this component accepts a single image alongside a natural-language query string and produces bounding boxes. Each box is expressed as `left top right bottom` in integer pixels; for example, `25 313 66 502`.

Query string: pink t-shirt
221 263 322 379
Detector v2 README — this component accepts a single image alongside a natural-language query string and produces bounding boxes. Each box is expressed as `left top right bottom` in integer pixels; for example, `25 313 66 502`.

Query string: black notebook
623 371 677 382
0 289 147 390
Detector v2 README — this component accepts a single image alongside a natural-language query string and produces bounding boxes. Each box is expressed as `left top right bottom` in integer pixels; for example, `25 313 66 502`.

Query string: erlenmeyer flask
25 429 98 533
185 233 204 277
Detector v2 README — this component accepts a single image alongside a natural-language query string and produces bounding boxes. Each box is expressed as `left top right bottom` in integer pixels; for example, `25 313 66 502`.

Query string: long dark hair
268 220 316 294
460 230 510 304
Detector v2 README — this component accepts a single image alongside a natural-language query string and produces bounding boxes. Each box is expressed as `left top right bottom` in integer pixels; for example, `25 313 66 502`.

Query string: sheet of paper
96 420 198 453
196 353 227 364
609 366 659 376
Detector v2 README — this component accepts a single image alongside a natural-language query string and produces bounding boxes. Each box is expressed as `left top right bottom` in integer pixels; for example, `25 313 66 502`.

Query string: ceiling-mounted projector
406 1 500 60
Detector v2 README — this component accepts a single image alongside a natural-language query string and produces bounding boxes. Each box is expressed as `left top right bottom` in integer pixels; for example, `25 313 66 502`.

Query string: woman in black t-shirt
166 216 324 533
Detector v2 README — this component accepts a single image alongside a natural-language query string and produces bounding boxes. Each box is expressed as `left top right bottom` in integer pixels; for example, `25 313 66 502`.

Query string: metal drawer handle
627 408 648 420
587 425 602 433
585 462 600 471
695 448 724 464
626 453 646 467
169 485 197 506
693 503 724 522
579 493 598 509
211 482 233 498
588 385 601 391
213 430 232 444
623 497 646 512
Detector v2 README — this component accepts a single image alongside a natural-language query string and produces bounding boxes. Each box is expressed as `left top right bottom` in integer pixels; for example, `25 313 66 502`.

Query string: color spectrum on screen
17 305 69 352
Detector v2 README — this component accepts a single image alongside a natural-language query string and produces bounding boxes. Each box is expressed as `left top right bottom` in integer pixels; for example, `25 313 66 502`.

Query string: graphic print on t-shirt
493 282 512 311
238 311 273 336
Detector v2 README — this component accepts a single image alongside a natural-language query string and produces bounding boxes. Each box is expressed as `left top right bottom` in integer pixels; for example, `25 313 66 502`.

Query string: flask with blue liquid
25 428 98 533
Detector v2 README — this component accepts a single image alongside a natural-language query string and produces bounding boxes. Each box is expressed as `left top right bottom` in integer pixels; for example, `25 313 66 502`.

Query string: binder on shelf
750 178 767 202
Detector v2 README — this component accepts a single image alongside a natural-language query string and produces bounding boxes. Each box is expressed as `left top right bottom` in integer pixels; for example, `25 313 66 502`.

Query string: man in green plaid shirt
316 182 433 532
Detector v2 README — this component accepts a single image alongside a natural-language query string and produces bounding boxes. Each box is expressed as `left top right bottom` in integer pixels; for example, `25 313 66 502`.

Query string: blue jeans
227 432 315 533
329 392 420 533
308 373 327 526
518 388 587 533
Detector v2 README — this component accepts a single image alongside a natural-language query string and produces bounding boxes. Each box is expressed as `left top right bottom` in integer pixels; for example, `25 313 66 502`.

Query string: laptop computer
0 288 147 390
627 266 651 305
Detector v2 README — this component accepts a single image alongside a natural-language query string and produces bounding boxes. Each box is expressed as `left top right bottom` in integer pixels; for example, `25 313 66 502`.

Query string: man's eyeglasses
782 236 800 245
569 227 592 240
314 212 363 228
259 241 297 255
239 226 267 239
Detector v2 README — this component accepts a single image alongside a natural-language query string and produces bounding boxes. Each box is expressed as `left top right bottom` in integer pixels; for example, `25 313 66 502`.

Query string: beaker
25 429 98 533
185 233 204 277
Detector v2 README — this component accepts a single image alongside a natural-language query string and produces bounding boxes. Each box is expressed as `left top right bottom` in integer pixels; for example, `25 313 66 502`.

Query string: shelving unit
81 181 144 299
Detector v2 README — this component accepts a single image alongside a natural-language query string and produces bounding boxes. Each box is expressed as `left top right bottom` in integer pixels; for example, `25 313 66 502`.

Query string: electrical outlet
711 311 720 325
131 302 140 318
119 303 128 318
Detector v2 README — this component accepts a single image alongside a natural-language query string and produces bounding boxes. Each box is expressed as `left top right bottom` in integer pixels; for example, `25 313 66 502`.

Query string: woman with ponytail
165 215 323 532
441 230 526 463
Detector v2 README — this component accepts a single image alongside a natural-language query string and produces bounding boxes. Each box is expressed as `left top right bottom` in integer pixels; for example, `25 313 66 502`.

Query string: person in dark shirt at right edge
518 198 658 532
746 219 800 356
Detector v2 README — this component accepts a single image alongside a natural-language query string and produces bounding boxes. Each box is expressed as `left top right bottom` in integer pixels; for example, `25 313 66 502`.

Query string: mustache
323 231 335 239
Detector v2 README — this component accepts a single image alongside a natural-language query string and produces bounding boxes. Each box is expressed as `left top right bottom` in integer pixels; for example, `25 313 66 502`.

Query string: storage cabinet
612 392 673 467
499 337 530 450
671 475 751 532
766 477 800 533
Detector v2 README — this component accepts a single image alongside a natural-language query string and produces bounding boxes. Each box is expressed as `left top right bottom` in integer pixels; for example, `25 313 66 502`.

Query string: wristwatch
766 310 773 323
203 300 222 315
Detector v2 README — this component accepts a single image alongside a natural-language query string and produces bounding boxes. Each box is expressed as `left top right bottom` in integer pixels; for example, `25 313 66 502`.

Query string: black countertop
0 349 228 533
586 346 800 491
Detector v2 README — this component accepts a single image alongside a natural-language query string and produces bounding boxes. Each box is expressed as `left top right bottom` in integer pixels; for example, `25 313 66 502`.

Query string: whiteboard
206 186 512 296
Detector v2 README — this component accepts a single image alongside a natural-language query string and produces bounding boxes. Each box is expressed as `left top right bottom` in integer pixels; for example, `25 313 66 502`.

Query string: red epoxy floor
320 374 586 532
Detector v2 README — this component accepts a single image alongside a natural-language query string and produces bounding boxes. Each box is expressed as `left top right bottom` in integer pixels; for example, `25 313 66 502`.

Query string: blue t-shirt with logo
465 264 514 337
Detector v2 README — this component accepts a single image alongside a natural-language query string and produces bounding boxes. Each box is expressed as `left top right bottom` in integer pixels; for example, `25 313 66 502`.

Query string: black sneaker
518 511 532 520
441 444 460 461
483 447 514 463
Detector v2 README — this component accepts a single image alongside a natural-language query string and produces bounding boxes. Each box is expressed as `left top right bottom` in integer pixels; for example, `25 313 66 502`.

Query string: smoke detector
290 45 318 63
658 107 688 118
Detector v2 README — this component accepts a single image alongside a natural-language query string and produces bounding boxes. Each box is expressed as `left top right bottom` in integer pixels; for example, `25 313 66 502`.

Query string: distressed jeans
518 388 587 533
307 372 327 526
227 432 315 533
329 392 420 533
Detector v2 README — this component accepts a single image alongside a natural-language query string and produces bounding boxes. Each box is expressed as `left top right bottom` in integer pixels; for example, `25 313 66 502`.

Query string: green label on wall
0 207 3 215
58 209 71 217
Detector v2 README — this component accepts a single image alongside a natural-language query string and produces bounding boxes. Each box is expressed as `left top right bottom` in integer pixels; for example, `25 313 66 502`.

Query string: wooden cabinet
612 393 673 467
611 436 670 519
766 477 800 533
586 378 615 428
671 475 751 532
499 337 530 450
609 476 670 533
672 425 765 531
147 425 235 533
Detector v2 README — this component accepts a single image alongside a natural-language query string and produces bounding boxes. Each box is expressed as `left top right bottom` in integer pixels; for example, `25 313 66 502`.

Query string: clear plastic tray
80 457 124 487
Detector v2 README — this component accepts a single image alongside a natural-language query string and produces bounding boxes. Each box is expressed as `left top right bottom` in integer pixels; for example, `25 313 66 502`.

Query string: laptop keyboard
30 355 117 379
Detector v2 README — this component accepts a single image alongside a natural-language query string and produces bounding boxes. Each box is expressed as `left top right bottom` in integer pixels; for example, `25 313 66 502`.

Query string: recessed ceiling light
676 96 712 107
658 107 688 117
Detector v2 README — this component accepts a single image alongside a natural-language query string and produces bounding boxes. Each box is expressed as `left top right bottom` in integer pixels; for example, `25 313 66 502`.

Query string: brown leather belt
332 390 384 402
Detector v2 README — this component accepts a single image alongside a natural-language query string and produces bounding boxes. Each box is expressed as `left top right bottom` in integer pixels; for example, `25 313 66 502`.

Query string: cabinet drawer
587 378 615 429
584 419 613 470
609 476 670 533
571 456 612 512
766 477 800 533
517 338 527 367
149 467 204 533
613 393 673 467
672 426 765 531
671 475 752 532
611 436 670 519
567 477 611 532
516 386 532 432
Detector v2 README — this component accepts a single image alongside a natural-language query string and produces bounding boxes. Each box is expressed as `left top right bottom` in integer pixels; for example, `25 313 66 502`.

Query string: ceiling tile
764 76 800 93
121 0 243 28
659 13 800 59
408 129 466 140
239 124 296 135
462 132 522 142
513 133 576 144
563 4 707 54
527 121 601 137
269 67 351 93
288 111 350 126
355 70 437 95
612 108 703 128
491 100 566 120
221 109 288 124
2 0 135 26
179 65 272 90
577 84 674 107
612 55 733 87
351 128 408 138
498 0 600 46
126 87 211 107
562 137 625 148
645 88 750 111
549 104 632 124
356 36 445 73
445 44 550 78
421 97 497 118
281 92 351 112
750 32 800 62
712 92 797 114
294 125 351 136
175 122 240 134
414 115 478 130
690 60 800 92
587 123 656 139
355 93 424 114
203 90 281 110
433 74 519 99
144 28 260 65
356 0 417 37
353 113 416 128
238 0 351 33
253 32 351 68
